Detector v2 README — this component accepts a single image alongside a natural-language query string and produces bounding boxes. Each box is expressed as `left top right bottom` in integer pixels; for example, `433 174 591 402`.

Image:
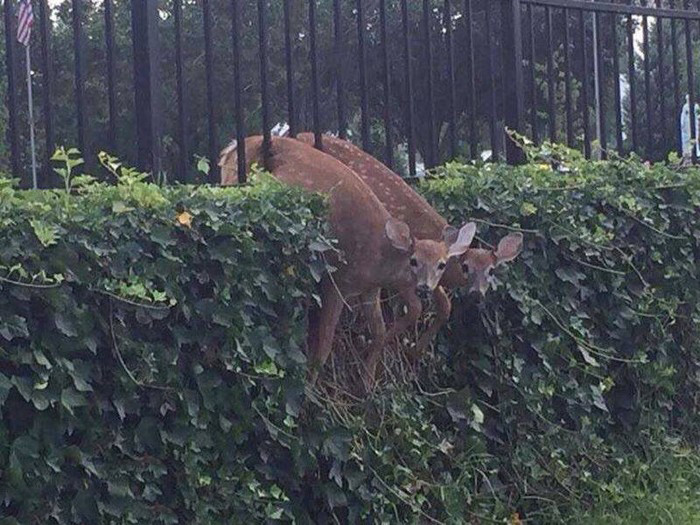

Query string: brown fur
219 136 416 384
295 133 467 289
293 133 522 365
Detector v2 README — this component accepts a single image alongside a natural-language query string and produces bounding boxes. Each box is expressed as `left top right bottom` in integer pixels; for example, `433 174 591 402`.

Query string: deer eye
461 263 470 273
410 257 418 267
437 262 447 271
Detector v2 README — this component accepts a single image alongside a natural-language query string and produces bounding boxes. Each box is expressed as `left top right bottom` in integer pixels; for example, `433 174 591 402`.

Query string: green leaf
197 156 211 175
0 372 13 406
29 219 60 247
61 387 88 414
0 315 29 341
112 200 132 213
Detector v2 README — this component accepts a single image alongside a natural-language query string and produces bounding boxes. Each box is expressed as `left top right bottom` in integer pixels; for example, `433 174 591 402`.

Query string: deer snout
466 277 489 301
467 288 485 301
416 284 432 299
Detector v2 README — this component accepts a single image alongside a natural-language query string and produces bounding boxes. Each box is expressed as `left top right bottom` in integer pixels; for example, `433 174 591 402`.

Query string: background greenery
0 145 698 523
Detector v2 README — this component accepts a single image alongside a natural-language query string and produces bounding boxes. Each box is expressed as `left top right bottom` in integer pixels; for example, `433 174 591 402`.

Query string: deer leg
360 289 388 388
377 288 423 369
411 286 452 362
307 280 345 385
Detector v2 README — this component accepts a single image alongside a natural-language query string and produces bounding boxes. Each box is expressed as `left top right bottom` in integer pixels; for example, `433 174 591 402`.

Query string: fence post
501 0 526 164
3 0 21 183
131 0 162 176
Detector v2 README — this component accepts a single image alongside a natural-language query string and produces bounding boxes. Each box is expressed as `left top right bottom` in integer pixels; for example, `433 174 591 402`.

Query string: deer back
295 133 467 289
220 136 413 294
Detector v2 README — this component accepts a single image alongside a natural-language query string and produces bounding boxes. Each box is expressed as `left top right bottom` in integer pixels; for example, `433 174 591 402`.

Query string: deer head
460 233 523 298
407 223 477 298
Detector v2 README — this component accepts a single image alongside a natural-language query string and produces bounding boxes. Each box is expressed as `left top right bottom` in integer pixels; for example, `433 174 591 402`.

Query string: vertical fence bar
655 2 665 148
611 12 623 154
528 3 538 145
4 0 20 181
671 1 681 154
231 0 246 183
465 0 477 159
502 0 525 164
202 0 218 181
258 0 271 159
283 0 297 137
356 0 370 152
39 0 54 186
379 0 393 168
579 9 591 158
684 0 696 162
486 2 499 159
333 0 347 139
642 4 653 157
401 0 416 175
422 0 437 166
444 0 457 160
308 0 322 149
131 0 161 173
563 8 574 147
104 0 116 152
72 0 86 156
626 4 638 154
131 0 162 175
174 0 188 180
545 6 556 142
594 11 607 159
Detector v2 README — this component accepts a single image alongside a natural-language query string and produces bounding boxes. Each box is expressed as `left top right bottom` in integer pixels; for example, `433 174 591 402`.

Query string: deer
294 133 523 363
219 136 477 386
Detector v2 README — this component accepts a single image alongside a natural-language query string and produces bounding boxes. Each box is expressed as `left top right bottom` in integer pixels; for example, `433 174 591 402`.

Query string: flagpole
24 44 38 189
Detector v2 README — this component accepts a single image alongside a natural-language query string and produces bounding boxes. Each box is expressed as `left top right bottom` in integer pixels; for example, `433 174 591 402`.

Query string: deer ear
495 233 523 265
447 222 477 259
385 218 413 253
442 225 459 244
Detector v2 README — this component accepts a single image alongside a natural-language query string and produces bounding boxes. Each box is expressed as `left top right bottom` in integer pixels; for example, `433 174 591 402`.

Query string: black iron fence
2 0 700 188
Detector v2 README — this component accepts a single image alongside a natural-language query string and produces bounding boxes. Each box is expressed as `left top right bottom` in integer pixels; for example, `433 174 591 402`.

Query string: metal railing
1 0 699 188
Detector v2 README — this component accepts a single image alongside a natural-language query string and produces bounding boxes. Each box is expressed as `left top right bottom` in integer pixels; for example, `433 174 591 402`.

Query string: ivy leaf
591 385 609 412
579 346 600 367
555 267 585 286
33 350 52 369
29 219 59 247
112 201 131 213
0 372 13 406
196 156 211 175
0 315 29 341
71 490 99 523
61 387 88 414
55 312 78 338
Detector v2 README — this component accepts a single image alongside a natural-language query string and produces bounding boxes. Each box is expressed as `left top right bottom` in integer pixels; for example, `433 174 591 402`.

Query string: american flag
17 0 34 48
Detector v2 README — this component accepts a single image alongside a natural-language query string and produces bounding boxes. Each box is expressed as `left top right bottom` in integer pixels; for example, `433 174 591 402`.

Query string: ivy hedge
0 147 699 523
419 147 700 521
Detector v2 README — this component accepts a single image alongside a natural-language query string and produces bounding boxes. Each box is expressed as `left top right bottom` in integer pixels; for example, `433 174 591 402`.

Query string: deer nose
467 288 485 302
416 285 431 299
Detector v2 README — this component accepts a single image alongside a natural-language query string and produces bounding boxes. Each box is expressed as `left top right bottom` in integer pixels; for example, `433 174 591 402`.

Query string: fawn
219 136 476 385
294 133 522 362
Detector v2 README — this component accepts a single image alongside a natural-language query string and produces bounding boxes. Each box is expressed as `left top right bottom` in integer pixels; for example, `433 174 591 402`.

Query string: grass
570 439 700 525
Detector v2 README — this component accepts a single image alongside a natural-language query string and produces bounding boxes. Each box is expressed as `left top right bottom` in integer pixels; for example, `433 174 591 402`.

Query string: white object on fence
271 122 290 137
25 45 38 189
680 94 700 159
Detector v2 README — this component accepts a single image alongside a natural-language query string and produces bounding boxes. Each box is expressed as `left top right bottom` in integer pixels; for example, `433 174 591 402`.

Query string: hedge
0 169 339 523
419 146 700 520
0 147 699 523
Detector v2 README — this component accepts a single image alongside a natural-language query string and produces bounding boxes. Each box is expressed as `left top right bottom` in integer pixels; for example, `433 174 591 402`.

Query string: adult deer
219 136 476 385
295 133 523 361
